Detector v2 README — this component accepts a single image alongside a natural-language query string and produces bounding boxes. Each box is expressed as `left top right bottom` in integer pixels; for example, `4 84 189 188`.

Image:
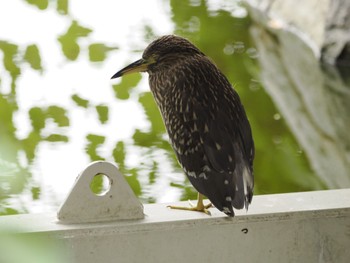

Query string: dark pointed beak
111 58 149 79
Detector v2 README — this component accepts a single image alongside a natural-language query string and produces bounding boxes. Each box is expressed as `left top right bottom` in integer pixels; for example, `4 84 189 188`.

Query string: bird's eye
143 55 158 64
150 55 158 63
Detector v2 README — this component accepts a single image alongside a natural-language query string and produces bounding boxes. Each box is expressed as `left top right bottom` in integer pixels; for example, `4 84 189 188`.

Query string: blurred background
1 0 348 216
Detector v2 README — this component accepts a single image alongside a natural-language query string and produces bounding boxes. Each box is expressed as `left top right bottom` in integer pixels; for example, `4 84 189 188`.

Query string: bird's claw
167 204 212 215
167 200 213 216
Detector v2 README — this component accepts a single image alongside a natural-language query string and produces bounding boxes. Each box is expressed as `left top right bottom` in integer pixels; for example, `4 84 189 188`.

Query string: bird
111 35 254 217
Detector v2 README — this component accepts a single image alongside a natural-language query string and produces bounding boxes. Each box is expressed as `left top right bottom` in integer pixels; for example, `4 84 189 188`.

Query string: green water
0 0 329 215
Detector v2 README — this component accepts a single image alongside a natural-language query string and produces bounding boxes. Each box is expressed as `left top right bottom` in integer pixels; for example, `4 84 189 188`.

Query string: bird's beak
111 58 150 79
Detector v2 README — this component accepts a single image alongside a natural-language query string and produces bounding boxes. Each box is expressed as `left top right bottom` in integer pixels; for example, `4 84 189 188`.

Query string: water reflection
1 0 337 215
248 4 350 188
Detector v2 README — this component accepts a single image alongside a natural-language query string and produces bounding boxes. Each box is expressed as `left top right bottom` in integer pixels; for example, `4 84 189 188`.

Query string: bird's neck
148 73 170 106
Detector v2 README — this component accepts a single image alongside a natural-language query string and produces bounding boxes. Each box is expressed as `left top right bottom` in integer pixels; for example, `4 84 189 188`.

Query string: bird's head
111 35 203 79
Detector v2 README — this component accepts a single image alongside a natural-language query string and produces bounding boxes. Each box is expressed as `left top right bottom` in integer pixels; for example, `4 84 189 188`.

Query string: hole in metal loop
90 173 112 196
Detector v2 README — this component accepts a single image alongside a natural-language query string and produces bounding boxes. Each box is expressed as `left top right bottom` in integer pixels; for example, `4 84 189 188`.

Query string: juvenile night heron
111 35 254 217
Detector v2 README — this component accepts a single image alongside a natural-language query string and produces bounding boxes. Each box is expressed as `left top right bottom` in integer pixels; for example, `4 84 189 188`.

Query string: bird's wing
226 88 255 170
167 59 254 212
187 72 254 211
184 81 253 174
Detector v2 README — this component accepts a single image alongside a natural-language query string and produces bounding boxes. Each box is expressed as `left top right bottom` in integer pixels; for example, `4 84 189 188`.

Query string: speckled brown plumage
112 35 254 217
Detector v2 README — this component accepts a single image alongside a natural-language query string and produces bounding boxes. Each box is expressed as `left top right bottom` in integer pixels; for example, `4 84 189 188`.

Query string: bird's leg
167 193 212 215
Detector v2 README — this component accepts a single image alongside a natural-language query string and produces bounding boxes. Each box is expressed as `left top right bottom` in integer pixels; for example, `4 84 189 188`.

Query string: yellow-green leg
167 193 212 215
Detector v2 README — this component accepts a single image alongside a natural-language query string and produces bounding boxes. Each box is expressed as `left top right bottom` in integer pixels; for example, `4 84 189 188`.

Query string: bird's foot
167 203 212 215
167 193 212 215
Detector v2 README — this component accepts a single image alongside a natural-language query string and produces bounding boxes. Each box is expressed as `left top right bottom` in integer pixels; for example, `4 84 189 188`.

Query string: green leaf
57 35 80 60
67 20 92 38
124 169 141 196
138 91 164 133
86 134 105 144
95 104 109 124
31 186 41 200
24 44 42 71
0 207 19 216
72 94 89 108
45 134 69 142
112 73 142 100
47 106 69 127
0 41 20 78
22 131 41 161
58 20 92 60
143 24 156 42
0 94 16 135
86 134 106 160
25 0 48 10
90 173 103 195
149 161 157 184
132 129 158 147
88 43 118 62
29 107 46 131
112 141 125 169
57 0 68 15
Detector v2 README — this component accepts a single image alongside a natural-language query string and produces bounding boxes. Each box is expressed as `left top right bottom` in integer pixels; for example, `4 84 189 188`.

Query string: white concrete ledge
1 189 349 263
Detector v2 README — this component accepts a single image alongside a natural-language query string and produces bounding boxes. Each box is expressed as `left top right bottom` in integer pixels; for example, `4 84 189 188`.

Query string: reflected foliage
58 20 92 61
72 94 89 108
25 0 48 10
0 0 327 215
89 43 118 62
24 45 43 72
112 74 142 100
0 41 21 88
96 104 109 124
57 0 68 15
111 141 142 197
86 134 106 161
0 36 70 213
138 92 165 134
24 0 68 14
23 105 69 161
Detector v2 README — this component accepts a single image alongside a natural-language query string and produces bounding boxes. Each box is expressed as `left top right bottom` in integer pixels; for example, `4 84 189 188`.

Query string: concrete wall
1 189 349 263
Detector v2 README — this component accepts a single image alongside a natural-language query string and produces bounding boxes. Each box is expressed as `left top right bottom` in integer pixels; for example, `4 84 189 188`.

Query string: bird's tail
232 165 253 210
